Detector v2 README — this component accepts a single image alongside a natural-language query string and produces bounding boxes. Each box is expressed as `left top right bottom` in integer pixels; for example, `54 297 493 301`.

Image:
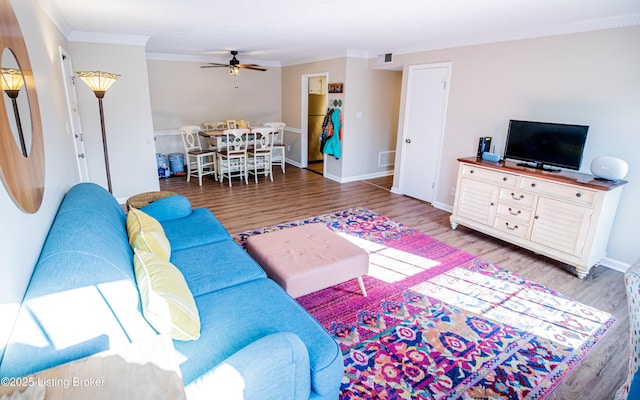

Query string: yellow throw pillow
133 249 201 341
126 207 171 261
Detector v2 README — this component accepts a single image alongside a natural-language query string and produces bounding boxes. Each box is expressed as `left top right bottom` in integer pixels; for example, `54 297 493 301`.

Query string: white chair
202 121 226 131
247 127 275 183
217 128 249 187
180 125 217 186
202 121 226 151
264 122 286 173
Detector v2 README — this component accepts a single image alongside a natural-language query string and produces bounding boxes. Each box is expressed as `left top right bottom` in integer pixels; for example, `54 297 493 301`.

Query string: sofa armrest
139 195 192 222
184 332 311 400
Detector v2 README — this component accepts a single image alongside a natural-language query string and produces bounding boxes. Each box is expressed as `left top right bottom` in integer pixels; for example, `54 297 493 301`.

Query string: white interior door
59 47 90 182
399 63 451 203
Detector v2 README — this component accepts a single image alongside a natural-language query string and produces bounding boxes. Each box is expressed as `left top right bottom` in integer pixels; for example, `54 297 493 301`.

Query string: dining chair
217 128 249 187
263 122 286 173
202 121 226 150
202 121 226 131
179 125 217 186
247 127 275 183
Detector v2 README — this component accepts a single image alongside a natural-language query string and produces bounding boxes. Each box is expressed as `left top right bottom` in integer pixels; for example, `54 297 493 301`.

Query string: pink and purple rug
233 207 615 399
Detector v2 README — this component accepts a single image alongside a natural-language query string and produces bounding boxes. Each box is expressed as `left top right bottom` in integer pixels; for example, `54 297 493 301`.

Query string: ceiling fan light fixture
228 65 241 76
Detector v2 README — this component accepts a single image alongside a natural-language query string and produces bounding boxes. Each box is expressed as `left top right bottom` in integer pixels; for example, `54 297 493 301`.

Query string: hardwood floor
159 166 628 400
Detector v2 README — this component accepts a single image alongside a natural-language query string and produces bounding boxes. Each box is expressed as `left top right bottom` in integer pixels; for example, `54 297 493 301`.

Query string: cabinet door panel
456 178 498 225
530 197 592 257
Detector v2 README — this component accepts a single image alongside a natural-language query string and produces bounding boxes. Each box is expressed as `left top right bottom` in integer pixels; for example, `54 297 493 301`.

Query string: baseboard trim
285 159 302 169
598 257 630 273
340 170 394 183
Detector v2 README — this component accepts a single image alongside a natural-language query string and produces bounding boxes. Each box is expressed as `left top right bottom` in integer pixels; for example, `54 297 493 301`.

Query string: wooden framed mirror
0 0 44 213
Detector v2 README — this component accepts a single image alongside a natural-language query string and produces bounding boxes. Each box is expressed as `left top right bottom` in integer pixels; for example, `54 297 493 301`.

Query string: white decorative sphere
590 156 629 181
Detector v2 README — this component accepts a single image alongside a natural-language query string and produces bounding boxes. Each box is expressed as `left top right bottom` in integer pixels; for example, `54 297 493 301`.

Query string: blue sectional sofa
0 183 344 399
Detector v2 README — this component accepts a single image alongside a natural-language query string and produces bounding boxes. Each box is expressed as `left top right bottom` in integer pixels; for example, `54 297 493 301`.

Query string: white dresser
450 157 626 278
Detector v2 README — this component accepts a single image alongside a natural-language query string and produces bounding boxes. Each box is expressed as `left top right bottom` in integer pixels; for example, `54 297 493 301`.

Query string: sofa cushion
134 249 201 341
161 208 231 251
127 208 171 260
170 239 266 297
140 194 192 222
173 278 344 398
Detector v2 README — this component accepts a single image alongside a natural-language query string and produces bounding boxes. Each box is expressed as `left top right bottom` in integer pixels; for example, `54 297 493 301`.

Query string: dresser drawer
494 216 529 239
520 177 596 206
498 187 536 207
497 202 533 222
461 164 518 187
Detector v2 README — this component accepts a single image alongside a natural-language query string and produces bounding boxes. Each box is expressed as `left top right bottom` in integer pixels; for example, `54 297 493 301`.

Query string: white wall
391 26 640 267
281 57 401 181
342 58 401 180
0 0 79 351
69 41 159 201
147 59 282 130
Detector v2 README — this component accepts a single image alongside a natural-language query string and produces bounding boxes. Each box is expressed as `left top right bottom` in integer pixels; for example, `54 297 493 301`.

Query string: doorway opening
301 73 328 175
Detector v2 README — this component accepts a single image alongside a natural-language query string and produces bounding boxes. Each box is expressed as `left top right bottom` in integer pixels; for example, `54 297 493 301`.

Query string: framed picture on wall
226 120 237 129
328 83 343 93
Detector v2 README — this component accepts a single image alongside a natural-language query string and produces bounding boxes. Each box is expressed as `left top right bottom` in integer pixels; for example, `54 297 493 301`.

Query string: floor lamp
75 71 120 193
1 67 27 157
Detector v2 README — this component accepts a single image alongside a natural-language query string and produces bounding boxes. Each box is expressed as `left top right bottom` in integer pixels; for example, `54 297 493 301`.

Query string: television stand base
516 162 561 173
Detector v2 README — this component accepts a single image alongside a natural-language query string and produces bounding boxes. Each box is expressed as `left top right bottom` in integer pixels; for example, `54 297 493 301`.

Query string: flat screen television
503 119 589 172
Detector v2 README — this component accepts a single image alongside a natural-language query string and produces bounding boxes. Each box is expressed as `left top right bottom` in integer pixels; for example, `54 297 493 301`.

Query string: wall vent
378 150 396 167
376 53 393 66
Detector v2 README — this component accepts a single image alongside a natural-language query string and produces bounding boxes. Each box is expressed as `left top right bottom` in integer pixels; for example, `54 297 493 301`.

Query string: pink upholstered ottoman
245 223 369 298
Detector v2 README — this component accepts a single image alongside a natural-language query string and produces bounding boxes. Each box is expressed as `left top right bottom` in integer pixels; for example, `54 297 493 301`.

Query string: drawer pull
511 193 525 200
531 183 537 188
505 222 519 230
470 170 474 174
576 193 582 198
508 208 521 216
503 177 508 181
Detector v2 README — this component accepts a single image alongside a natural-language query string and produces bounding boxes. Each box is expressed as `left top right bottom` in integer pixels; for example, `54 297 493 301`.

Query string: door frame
300 72 329 170
397 62 452 203
59 46 90 182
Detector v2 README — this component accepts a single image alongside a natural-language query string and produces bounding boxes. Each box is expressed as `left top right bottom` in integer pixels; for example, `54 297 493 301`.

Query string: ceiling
38 0 640 66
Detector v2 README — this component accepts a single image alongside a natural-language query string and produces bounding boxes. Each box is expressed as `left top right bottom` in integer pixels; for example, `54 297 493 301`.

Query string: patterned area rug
233 207 615 400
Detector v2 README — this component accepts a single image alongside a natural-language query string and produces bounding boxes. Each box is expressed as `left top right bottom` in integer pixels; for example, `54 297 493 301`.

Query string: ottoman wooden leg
356 276 367 297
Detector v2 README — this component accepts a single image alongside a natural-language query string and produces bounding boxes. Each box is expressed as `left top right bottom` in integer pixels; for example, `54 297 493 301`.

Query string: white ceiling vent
377 53 393 66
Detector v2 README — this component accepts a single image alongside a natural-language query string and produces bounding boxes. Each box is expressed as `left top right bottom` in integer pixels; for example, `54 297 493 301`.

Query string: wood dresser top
457 157 628 191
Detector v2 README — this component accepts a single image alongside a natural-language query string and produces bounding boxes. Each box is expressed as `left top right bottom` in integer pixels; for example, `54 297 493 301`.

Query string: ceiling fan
201 51 267 75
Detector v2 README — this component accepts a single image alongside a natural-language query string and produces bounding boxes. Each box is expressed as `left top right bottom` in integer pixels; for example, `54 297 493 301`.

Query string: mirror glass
1 47 31 156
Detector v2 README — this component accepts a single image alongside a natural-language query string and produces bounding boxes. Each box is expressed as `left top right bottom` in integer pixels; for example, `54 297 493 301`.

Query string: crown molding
281 49 370 66
389 13 640 57
68 31 149 46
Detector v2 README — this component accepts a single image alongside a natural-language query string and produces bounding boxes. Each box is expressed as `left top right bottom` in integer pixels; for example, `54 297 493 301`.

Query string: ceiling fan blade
238 64 267 71
200 63 230 68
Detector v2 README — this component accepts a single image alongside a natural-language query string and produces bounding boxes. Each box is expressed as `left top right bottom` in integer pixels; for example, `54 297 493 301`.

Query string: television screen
504 120 589 171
